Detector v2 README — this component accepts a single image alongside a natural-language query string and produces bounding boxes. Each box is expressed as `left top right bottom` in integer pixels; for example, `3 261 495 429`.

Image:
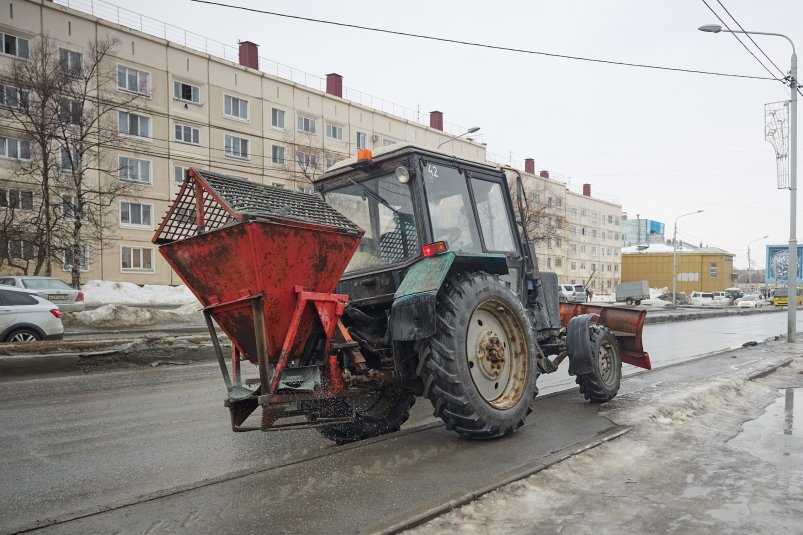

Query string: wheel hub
476 330 506 379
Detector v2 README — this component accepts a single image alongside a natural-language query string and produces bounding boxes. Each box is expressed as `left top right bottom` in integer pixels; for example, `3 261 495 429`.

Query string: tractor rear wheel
575 325 622 402
419 271 538 439
308 388 415 445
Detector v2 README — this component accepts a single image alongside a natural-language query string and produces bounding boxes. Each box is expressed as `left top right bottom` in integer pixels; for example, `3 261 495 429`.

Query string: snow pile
63 302 203 328
639 287 672 307
82 280 196 305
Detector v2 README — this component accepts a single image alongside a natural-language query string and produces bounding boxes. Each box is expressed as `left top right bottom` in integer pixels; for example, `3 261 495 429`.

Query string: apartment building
1 0 621 291
564 186 622 293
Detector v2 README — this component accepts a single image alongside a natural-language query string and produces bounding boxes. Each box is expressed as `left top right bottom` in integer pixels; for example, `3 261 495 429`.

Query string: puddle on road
728 388 803 464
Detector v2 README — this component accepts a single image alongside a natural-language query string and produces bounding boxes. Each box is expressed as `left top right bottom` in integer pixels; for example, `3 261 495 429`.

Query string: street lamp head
467 126 481 134
698 24 722 33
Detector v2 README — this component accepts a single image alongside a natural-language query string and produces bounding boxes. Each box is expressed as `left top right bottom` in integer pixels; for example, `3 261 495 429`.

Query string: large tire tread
419 271 539 440
575 325 622 403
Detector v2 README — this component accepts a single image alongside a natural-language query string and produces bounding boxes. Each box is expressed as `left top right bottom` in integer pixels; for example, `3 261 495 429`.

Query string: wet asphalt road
0 311 800 534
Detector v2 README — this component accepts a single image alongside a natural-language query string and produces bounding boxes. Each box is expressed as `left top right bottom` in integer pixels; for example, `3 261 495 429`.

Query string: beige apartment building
1 0 621 291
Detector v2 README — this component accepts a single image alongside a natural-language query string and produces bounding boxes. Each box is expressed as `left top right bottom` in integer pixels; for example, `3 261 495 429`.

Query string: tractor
153 144 649 443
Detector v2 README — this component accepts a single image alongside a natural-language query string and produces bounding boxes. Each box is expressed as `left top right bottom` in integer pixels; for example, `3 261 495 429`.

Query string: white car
0 276 85 312
0 286 64 342
736 294 763 309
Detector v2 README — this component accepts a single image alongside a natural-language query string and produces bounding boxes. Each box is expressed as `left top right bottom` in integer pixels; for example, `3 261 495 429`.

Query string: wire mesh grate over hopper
153 169 363 369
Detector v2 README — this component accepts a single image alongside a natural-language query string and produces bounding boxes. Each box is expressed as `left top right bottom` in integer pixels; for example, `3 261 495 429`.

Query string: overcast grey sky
108 0 801 270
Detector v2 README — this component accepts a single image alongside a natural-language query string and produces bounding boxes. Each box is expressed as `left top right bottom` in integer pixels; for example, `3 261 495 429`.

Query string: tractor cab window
471 178 516 252
324 173 418 273
422 163 482 253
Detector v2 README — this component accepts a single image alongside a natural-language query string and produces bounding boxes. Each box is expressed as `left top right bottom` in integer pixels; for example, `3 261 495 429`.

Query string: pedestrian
587 288 593 302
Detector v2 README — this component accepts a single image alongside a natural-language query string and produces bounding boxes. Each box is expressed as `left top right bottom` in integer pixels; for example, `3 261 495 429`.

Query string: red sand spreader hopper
153 169 363 431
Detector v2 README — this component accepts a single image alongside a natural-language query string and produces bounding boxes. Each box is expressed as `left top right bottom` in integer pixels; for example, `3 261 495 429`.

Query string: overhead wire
188 0 777 82
714 0 787 79
699 0 782 82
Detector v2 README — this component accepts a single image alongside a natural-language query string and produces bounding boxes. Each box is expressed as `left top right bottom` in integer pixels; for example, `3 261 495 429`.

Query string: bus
772 287 803 307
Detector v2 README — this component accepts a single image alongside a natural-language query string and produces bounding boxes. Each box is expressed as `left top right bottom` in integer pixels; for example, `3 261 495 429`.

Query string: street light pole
437 126 481 149
672 210 704 308
747 235 769 290
699 24 797 341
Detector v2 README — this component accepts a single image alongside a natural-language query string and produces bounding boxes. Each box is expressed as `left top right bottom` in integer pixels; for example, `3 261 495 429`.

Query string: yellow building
622 244 734 293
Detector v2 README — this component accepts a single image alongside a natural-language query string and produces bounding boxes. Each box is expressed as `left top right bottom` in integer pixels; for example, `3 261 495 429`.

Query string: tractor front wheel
575 325 622 403
419 271 538 439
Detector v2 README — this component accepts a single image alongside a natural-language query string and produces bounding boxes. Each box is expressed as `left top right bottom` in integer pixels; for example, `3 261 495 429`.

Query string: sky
76 0 802 269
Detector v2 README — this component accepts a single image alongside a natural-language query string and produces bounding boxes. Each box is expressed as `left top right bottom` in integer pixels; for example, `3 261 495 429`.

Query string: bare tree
0 36 69 275
1 35 142 286
514 179 566 245
283 132 347 188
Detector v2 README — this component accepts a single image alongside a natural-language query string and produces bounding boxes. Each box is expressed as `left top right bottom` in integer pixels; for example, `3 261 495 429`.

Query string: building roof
623 244 733 256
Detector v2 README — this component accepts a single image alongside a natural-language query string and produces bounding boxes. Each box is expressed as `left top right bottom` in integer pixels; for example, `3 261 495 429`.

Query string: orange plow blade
560 303 651 370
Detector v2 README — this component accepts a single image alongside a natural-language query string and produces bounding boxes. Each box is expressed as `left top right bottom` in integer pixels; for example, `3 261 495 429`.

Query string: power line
714 0 787 79
700 0 781 82
188 0 777 82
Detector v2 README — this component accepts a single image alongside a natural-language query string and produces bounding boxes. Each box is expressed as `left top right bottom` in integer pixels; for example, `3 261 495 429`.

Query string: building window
59 97 81 125
117 65 150 95
592 229 597 238
297 114 316 134
326 124 343 141
173 165 190 184
581 245 587 253
62 195 86 221
555 238 562 248
60 147 79 173
571 226 577 236
174 123 200 145
581 228 586 236
325 156 339 168
224 94 248 120
6 240 36 261
546 257 552 268
555 258 562 267
615 264 619 272
709 262 718 278
118 111 150 138
570 244 577 253
271 145 285 166
591 263 597 271
591 246 597 256
556 198 562 208
120 201 152 227
570 262 576 271
383 139 395 146
591 212 599 223
297 151 317 169
224 135 249 159
1 32 29 59
0 84 28 109
121 246 154 272
63 244 88 271
297 185 313 194
570 207 577 217
118 156 151 184
173 80 200 103
58 48 82 76
271 182 285 189
271 108 285 129
0 189 34 210
608 215 613 224
0 137 31 160
356 131 367 149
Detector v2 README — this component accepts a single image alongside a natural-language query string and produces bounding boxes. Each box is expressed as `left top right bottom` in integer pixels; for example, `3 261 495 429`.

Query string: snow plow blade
559 303 651 369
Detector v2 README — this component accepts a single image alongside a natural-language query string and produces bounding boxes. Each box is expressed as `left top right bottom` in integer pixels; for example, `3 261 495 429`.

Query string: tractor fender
566 313 596 376
389 252 509 341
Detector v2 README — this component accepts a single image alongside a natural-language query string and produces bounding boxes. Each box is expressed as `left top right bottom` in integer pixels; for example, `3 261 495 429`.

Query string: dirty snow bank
63 302 203 328
82 280 195 305
408 355 803 535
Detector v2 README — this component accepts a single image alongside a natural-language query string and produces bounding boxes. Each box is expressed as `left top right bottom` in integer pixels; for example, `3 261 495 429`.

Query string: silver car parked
0 276 85 312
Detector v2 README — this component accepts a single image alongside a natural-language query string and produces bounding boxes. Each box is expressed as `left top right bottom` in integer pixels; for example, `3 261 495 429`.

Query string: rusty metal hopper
153 169 363 365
